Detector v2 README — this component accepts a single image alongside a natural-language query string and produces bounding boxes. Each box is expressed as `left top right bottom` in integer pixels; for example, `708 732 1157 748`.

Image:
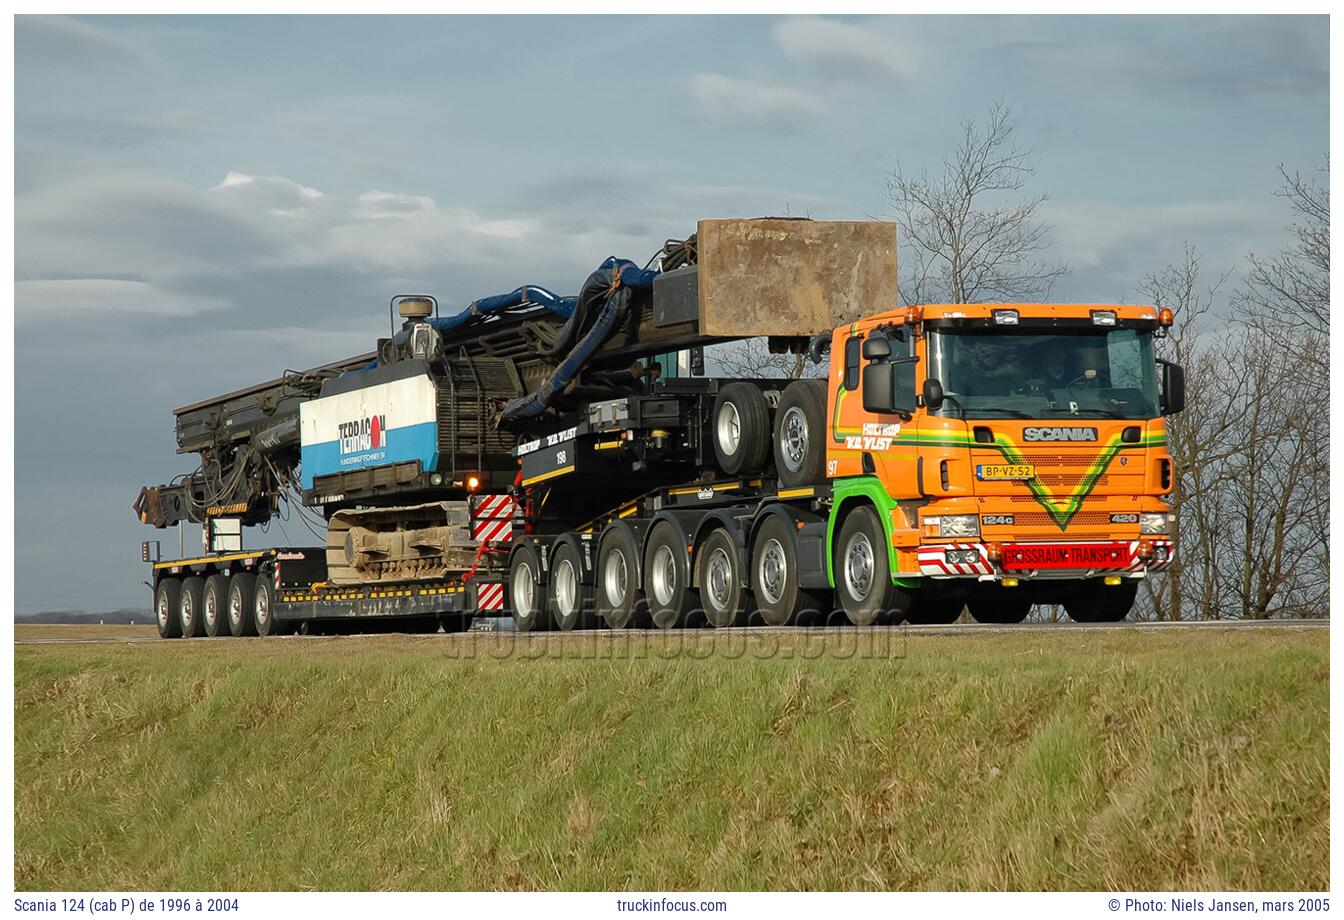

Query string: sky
13 14 1329 614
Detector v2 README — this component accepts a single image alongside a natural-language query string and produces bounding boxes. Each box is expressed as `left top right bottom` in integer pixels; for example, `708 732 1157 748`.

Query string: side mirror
1159 360 1185 415
922 378 945 410
863 356 918 417
862 337 892 361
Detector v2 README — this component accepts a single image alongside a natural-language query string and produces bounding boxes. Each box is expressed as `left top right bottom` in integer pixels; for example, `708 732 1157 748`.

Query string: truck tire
155 579 183 639
549 542 595 631
908 596 964 625
597 527 647 630
774 379 827 487
1065 582 1137 623
179 576 206 638
834 506 912 626
227 573 258 637
968 597 1032 624
202 574 231 638
751 514 828 626
507 545 547 632
697 527 747 628
254 577 283 637
643 521 696 630
712 383 771 475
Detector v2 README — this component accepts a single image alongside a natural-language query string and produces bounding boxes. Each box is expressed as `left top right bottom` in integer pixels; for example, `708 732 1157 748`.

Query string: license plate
977 464 1035 481
1001 543 1132 570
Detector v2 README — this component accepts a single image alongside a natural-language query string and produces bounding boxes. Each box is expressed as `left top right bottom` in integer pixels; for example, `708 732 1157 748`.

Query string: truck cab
824 302 1181 624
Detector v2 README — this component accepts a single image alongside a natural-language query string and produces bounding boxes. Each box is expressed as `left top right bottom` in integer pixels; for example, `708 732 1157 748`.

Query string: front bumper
916 539 1175 580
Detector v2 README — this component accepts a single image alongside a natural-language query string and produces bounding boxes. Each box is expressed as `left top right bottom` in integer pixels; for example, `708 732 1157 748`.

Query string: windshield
930 327 1160 420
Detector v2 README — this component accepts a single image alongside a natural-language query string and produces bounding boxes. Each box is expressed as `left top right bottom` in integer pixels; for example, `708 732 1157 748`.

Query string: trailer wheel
179 576 206 638
643 521 696 629
774 379 827 488
549 542 594 631
697 528 747 628
907 596 964 625
597 527 647 630
202 574 231 638
1065 582 1137 623
968 597 1032 624
507 546 547 632
712 383 771 475
155 579 182 639
834 506 912 626
227 573 258 637
440 613 471 633
751 514 828 626
254 577 282 637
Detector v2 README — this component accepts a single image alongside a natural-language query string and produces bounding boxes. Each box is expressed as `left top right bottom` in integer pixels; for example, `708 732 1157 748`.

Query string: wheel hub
604 549 629 607
651 546 677 606
706 548 733 609
555 559 577 619
511 562 535 619
759 538 787 605
716 402 741 457
844 532 874 601
780 407 809 472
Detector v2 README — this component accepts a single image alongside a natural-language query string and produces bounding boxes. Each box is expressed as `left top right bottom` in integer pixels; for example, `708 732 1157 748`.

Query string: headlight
936 514 979 537
1140 512 1171 534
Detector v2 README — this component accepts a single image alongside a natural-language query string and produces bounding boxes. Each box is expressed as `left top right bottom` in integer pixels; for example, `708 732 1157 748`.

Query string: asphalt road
13 618 1328 645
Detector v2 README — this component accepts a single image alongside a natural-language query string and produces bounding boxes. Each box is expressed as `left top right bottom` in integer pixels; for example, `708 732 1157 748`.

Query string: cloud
14 278 228 326
690 73 823 125
989 18 1327 98
16 15 146 66
774 18 909 83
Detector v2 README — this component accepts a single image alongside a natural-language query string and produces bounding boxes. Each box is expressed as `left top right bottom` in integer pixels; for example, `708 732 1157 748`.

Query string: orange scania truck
807 300 1182 625
139 220 1182 637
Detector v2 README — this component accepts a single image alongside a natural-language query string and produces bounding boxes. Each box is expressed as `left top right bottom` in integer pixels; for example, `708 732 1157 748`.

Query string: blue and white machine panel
299 374 439 489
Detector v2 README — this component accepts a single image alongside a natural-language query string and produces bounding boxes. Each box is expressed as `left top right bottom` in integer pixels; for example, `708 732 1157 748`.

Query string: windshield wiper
1041 406 1131 419
971 406 1036 419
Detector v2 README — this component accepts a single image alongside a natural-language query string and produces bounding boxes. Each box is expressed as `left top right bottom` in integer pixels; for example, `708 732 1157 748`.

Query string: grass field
15 623 158 641
14 627 1328 891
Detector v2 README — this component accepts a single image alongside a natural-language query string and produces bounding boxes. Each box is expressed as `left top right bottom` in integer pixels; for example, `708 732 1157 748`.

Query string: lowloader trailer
138 221 1184 637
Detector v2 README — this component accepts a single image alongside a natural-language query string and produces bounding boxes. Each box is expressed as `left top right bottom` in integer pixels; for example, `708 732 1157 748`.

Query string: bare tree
883 100 1069 305
1136 246 1236 620
708 338 825 380
1135 158 1330 621
1241 158 1329 362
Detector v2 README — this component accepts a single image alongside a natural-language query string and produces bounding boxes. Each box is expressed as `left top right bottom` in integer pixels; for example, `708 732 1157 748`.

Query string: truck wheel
155 579 182 639
643 521 696 630
907 597 964 625
507 546 547 632
202 574 231 638
751 514 827 626
1065 582 1137 623
549 542 594 631
227 573 258 637
597 527 646 629
774 380 827 487
834 506 911 626
968 597 1032 624
712 383 770 475
179 576 206 638
697 528 746 628
254 577 283 637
